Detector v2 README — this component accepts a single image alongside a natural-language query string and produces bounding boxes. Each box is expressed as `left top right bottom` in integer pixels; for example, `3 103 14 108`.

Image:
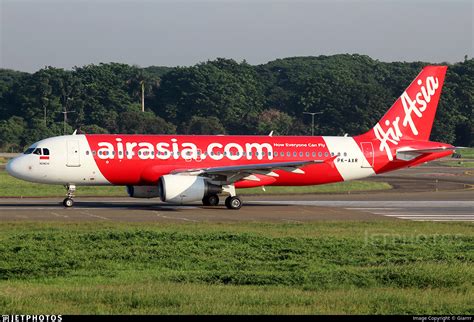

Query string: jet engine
159 175 222 204
126 185 161 198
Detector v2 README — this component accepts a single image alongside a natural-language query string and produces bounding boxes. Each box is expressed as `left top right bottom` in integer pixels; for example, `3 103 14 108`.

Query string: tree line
0 54 472 152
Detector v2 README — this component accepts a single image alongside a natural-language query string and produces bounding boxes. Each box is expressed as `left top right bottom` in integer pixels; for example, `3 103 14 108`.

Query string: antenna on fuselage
268 131 273 137
72 129 77 135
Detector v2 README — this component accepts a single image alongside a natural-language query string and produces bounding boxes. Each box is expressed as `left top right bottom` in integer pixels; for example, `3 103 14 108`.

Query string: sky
0 0 472 73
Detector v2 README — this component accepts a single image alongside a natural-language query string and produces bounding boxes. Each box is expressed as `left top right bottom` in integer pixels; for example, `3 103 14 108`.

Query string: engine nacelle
159 175 222 204
126 185 161 198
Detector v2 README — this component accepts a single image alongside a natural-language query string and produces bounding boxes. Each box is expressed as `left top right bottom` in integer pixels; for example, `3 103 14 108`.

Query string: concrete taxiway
0 161 473 222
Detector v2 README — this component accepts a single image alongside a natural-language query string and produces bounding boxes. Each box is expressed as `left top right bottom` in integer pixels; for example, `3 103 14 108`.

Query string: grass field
440 161 474 168
0 221 472 314
458 148 474 159
0 170 391 197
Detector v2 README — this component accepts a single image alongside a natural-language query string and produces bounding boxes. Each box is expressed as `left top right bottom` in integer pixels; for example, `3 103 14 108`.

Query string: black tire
202 196 211 206
63 198 74 208
208 194 219 206
225 196 242 210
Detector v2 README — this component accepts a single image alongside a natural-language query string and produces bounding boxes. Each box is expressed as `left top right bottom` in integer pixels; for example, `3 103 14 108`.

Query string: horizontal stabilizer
396 146 460 161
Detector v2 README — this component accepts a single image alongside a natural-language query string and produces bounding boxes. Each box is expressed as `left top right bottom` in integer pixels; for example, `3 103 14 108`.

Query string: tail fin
357 66 448 161
370 65 447 142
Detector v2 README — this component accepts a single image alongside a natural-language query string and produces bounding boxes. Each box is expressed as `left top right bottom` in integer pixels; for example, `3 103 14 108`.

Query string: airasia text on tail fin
362 65 447 161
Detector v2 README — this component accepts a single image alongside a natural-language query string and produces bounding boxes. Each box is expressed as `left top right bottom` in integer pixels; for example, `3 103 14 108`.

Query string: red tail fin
374 65 447 141
358 66 447 160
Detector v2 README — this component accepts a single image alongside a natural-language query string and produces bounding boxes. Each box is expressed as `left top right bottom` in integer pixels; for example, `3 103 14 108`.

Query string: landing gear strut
221 184 242 210
63 184 76 207
202 194 219 206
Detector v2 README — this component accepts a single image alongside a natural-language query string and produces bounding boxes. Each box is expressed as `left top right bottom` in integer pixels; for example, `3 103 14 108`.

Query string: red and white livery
7 66 457 209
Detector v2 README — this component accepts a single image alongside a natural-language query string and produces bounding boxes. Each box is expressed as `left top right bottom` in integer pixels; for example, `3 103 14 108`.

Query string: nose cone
6 158 20 179
6 157 29 181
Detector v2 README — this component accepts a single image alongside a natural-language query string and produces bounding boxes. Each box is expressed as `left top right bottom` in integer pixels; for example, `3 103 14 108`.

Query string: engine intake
159 175 222 204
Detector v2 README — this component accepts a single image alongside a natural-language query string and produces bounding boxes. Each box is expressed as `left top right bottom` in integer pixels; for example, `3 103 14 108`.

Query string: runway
0 193 472 222
0 162 473 222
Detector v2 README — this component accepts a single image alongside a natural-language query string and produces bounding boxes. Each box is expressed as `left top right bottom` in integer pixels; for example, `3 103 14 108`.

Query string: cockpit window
24 148 35 154
33 148 42 155
43 148 50 155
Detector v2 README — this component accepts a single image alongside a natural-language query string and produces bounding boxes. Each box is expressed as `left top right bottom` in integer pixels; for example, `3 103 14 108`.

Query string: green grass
0 170 391 197
0 170 126 197
439 161 474 168
458 148 474 159
0 221 472 314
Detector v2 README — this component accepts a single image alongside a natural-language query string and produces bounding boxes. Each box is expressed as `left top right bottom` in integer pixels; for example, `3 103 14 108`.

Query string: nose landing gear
63 184 76 207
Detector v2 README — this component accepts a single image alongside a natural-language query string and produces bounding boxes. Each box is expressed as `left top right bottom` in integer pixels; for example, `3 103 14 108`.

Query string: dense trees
0 55 472 151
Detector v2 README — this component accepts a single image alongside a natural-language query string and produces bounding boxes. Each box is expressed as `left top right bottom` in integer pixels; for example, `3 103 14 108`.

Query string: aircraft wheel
202 196 211 206
225 196 242 210
207 194 219 206
203 194 219 206
63 198 74 208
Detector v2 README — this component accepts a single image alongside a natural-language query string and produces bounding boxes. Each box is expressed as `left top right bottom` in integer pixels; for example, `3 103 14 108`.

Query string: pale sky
1 0 472 72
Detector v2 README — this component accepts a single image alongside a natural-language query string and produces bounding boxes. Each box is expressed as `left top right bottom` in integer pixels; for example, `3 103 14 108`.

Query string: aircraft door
66 140 81 167
360 142 374 168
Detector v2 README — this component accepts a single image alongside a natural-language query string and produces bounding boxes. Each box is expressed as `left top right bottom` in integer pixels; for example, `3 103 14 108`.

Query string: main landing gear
225 196 242 210
202 194 219 206
63 184 76 208
201 194 242 209
202 184 243 210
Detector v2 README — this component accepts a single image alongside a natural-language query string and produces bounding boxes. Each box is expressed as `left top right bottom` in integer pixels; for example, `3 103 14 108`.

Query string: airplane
6 65 458 210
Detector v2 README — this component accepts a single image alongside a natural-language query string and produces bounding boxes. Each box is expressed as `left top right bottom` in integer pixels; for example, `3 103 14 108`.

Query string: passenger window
324 152 329 157
287 152 290 157
306 152 310 157
312 152 316 157
92 151 96 155
86 151 90 155
318 152 322 157
299 152 303 157
293 152 297 157
280 152 284 157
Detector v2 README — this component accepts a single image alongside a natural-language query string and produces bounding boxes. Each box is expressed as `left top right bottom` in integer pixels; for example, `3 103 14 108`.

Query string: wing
171 157 336 184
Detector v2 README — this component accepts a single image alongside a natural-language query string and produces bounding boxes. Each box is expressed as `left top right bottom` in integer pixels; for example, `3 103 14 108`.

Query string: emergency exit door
66 140 81 167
